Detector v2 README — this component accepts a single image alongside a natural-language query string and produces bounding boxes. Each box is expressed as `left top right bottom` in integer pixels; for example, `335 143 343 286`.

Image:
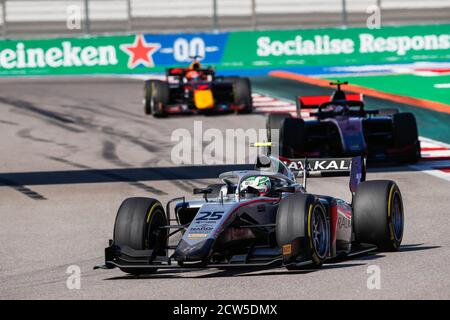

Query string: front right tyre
276 193 329 269
231 77 253 114
353 180 404 251
392 112 420 163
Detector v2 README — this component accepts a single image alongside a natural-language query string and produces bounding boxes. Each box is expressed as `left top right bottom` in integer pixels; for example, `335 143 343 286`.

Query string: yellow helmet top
189 61 201 70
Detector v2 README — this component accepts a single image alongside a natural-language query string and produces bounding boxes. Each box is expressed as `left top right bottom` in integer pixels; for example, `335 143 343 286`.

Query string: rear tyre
280 117 305 157
144 81 152 115
144 80 170 118
232 77 253 114
392 112 420 163
353 180 404 251
378 108 399 115
276 193 329 269
113 197 168 275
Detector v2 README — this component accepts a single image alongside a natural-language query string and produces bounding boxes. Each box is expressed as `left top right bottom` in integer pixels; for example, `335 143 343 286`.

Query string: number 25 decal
196 211 224 221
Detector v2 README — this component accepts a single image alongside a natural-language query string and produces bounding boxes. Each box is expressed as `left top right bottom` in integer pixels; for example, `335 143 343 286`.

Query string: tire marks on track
101 140 131 168
17 128 78 153
0 119 18 125
0 177 46 200
47 156 167 195
99 140 196 193
4 102 84 133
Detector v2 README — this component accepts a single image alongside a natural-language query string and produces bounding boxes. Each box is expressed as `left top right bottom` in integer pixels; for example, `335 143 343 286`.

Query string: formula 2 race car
95 153 404 275
266 81 420 163
143 57 253 117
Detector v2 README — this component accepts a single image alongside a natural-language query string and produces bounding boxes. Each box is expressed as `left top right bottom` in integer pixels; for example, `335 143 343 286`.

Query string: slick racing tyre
232 77 253 114
280 117 305 158
276 193 329 269
144 80 169 118
266 113 292 141
114 197 168 275
353 180 404 251
392 112 420 163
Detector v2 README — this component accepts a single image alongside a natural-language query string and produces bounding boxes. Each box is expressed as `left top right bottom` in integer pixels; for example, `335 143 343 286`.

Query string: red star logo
120 35 160 69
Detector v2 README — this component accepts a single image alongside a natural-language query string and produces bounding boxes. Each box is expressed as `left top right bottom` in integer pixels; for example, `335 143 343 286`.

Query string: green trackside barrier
0 24 449 76
222 24 450 69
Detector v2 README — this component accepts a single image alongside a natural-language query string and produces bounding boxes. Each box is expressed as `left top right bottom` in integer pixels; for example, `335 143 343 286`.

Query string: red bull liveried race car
95 154 404 275
143 57 253 117
266 81 421 163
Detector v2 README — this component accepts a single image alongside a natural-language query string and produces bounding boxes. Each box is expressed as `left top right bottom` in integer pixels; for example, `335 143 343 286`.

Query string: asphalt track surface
0 76 449 300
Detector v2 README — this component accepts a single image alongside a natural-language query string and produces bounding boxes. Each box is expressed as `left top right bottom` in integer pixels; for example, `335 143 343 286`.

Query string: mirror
193 188 212 195
274 186 296 193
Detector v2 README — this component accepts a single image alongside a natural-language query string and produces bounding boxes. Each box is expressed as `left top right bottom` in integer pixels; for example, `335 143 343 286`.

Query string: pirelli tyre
392 112 420 163
280 117 306 158
144 80 170 117
276 193 330 269
232 77 253 114
113 197 168 275
353 180 404 251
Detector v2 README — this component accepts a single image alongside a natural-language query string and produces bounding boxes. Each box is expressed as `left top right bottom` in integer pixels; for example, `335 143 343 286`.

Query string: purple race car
266 81 420 163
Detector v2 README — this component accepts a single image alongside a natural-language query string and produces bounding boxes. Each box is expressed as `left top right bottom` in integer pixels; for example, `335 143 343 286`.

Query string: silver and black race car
95 154 404 275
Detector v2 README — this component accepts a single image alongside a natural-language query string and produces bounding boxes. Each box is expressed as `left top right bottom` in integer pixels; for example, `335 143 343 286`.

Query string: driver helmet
185 70 200 82
240 176 271 196
189 61 201 70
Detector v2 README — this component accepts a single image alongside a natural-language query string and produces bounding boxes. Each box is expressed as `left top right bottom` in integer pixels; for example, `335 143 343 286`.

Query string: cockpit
215 155 298 200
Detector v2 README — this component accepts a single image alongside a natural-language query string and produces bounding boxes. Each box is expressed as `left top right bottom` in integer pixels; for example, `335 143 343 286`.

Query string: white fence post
84 0 90 34
341 0 348 27
377 0 382 27
126 0 132 32
251 0 256 30
212 0 218 31
1 0 6 38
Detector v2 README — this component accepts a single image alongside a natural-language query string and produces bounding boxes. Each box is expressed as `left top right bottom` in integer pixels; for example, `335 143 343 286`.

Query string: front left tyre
144 80 170 117
113 197 168 275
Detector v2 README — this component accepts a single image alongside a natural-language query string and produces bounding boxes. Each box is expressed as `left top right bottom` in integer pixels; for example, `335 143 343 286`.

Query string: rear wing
295 94 364 117
281 156 366 193
166 67 216 77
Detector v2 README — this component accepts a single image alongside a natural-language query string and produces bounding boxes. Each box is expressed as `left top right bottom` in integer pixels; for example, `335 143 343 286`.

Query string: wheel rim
146 209 167 254
391 192 403 241
150 97 156 113
311 205 328 258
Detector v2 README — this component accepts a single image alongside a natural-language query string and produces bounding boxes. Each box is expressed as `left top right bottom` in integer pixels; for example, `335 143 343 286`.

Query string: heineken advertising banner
0 24 449 76
0 33 228 76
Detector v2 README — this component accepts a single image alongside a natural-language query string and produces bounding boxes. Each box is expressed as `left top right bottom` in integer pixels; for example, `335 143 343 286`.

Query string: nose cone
173 239 214 262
